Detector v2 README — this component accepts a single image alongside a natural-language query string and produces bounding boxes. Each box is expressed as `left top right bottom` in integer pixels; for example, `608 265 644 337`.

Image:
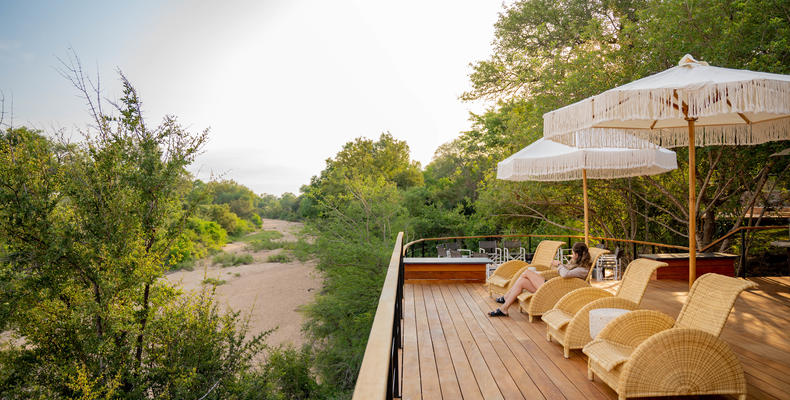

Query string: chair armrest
490 260 527 279
528 277 588 314
538 269 560 280
565 297 641 347
553 287 613 315
596 309 675 348
529 262 552 271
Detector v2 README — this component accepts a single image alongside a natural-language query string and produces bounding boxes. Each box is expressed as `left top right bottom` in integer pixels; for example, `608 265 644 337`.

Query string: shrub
282 239 315 262
246 239 282 251
241 230 284 243
267 253 291 263
212 252 254 267
202 277 227 286
167 217 228 270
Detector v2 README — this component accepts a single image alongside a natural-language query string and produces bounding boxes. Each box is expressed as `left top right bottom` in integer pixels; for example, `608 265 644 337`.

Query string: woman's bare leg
501 275 538 312
524 269 546 289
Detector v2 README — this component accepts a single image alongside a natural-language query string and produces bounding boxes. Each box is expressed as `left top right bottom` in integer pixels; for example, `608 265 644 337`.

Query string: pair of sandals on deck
489 296 508 317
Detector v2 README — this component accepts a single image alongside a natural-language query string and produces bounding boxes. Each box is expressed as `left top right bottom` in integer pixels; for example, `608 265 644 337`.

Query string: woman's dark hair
571 242 592 269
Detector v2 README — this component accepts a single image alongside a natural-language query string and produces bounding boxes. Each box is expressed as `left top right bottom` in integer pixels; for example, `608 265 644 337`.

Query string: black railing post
652 245 656 254
389 243 404 400
632 242 638 260
740 229 747 277
568 236 572 248
421 242 425 257
528 237 532 253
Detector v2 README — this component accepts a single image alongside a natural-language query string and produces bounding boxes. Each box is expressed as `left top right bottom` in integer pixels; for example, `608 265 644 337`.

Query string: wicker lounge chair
486 240 564 297
542 258 666 358
517 247 610 322
485 259 527 297
583 273 756 400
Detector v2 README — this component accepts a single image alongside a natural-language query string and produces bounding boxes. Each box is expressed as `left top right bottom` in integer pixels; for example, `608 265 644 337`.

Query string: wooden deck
400 277 790 400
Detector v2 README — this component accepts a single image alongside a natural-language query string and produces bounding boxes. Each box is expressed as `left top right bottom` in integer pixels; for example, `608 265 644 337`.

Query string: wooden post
583 169 589 246
740 229 747 277
688 119 697 289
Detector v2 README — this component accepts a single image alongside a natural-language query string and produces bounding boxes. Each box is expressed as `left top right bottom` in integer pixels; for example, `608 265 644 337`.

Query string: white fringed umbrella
543 55 790 287
497 138 677 244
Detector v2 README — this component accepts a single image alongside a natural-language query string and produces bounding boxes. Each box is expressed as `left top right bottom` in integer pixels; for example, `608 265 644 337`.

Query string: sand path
164 219 321 348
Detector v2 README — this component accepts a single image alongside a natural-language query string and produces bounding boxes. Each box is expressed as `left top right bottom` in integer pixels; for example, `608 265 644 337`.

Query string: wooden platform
400 277 790 399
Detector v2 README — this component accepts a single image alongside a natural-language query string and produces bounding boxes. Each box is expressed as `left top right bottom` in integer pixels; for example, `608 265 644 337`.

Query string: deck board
453 284 545 399
436 284 504 400
443 284 524 399
422 284 463 399
460 284 577 400
400 277 790 399
429 285 484 400
413 284 442 399
402 284 421 400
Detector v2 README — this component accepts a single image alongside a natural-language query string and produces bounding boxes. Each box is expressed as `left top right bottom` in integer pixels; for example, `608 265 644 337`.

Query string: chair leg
588 368 594 381
528 314 533 322
563 346 570 359
546 331 551 342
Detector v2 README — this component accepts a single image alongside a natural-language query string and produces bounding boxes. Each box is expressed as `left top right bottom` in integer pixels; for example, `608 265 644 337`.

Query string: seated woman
488 242 592 317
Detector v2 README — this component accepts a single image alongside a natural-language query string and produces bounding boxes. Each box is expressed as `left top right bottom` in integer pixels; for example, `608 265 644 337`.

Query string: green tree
305 133 423 200
207 180 260 224
0 66 265 398
464 0 790 250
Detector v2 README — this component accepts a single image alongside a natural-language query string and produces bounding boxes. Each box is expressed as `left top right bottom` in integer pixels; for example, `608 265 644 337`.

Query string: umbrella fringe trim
497 148 678 181
544 79 790 147
548 117 790 149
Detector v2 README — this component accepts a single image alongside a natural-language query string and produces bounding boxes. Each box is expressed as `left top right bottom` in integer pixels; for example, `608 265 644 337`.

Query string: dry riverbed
164 219 321 348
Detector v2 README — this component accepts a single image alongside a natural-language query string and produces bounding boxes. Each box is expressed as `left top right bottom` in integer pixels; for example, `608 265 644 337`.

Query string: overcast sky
0 0 503 195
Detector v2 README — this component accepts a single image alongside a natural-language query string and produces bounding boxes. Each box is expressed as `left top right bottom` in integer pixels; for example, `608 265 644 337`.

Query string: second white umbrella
497 138 678 244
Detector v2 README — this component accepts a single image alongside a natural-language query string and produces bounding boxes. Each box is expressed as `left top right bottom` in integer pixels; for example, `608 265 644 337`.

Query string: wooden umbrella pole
687 119 697 288
583 168 589 246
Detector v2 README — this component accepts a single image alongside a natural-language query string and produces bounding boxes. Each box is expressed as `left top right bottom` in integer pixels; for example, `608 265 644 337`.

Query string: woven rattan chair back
614 258 667 304
675 273 758 336
532 240 564 267
584 247 611 282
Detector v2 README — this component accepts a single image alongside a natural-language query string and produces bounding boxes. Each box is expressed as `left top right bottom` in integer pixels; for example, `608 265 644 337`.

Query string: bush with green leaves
212 251 254 267
202 277 227 286
228 346 331 399
266 253 291 263
201 203 255 239
168 217 228 270
281 239 315 262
